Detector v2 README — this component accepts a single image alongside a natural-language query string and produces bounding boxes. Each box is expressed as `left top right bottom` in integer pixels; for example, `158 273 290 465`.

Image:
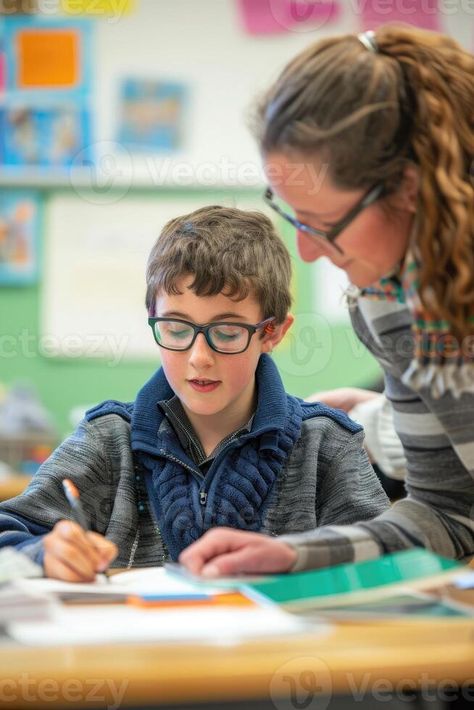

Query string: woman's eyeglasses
264 184 385 253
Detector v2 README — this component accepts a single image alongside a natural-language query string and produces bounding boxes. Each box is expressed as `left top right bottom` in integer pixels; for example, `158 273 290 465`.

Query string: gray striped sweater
282 296 474 571
0 368 389 568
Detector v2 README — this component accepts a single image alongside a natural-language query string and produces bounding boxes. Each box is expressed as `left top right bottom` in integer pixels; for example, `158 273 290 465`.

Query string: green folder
242 549 463 610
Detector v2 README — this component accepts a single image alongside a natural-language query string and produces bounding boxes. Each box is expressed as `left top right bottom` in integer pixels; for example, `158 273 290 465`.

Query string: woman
179 24 474 577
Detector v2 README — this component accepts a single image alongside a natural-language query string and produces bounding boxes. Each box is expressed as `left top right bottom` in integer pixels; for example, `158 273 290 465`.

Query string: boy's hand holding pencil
43 479 118 583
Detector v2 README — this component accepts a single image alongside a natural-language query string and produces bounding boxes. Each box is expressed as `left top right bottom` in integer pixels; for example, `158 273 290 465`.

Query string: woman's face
264 152 416 287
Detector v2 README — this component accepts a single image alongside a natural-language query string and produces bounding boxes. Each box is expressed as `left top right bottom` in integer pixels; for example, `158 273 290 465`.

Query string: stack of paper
0 549 54 625
7 603 318 646
6 567 325 646
0 583 56 624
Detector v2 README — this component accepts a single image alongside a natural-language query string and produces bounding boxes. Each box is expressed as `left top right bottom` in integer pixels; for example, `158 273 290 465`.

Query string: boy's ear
261 314 294 353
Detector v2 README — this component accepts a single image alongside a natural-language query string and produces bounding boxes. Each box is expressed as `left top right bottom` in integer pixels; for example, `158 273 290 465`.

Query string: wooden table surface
1 617 474 709
0 475 31 501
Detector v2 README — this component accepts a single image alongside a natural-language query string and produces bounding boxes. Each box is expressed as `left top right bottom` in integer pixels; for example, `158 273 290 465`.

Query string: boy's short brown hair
146 205 292 323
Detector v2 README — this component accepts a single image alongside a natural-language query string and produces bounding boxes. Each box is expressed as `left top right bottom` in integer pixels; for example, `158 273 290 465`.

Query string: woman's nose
188 333 215 367
296 230 327 263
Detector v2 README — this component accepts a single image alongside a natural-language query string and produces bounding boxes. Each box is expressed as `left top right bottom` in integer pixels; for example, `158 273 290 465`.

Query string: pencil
62 478 110 582
62 479 89 529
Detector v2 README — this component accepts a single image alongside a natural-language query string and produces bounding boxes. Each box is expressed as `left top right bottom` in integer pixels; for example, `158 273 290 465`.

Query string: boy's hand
43 520 118 582
179 528 297 578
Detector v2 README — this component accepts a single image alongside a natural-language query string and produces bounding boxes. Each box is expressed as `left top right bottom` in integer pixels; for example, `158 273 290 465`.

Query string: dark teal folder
243 549 463 609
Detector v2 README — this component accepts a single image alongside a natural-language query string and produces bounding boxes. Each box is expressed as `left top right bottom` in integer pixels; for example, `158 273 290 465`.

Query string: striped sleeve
278 298 474 571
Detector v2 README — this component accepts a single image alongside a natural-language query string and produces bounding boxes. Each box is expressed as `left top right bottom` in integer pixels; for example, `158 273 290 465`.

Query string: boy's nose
188 333 215 368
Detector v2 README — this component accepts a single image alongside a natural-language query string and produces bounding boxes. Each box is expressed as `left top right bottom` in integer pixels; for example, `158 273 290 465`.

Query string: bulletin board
0 16 93 170
42 193 207 362
41 191 294 362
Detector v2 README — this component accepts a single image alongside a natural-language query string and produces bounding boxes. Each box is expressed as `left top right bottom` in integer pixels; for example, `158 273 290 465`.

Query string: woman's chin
345 264 386 289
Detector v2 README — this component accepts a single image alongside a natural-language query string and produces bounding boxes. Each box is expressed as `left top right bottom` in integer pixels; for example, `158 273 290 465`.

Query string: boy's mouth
188 379 220 393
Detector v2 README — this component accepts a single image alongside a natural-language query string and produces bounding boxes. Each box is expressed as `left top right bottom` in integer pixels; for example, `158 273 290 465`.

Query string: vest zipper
196 437 250 512
158 450 208 512
159 451 203 482
160 434 253 514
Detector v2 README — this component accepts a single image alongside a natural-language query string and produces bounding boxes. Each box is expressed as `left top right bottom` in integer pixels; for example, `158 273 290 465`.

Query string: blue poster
118 78 188 152
0 191 40 285
1 104 92 167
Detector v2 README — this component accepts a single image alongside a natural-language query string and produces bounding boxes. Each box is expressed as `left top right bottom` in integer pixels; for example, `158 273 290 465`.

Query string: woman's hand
306 387 380 413
43 520 118 582
179 528 297 578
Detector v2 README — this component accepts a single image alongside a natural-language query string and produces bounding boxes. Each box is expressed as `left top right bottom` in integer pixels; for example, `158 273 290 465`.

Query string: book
312 591 473 619
240 549 466 611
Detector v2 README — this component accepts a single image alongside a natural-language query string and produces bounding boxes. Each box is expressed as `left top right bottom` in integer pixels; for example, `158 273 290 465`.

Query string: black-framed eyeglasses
148 316 276 354
264 184 385 253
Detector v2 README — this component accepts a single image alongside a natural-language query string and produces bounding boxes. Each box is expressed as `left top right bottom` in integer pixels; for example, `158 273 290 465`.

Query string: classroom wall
92 0 472 180
1 184 380 436
1 0 472 436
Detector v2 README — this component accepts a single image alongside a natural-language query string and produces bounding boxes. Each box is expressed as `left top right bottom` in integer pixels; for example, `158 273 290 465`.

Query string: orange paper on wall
17 29 80 89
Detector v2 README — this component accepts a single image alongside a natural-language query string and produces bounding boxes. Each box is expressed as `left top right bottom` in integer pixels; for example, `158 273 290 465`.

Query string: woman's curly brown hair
255 25 474 338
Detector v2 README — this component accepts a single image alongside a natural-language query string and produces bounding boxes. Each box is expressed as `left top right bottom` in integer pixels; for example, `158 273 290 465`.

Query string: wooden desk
0 475 31 501
1 618 473 709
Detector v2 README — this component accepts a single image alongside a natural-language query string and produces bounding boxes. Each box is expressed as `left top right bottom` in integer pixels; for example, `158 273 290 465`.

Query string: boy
0 206 389 581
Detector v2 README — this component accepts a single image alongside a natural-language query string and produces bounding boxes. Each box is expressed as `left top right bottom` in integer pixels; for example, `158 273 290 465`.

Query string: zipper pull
199 491 207 506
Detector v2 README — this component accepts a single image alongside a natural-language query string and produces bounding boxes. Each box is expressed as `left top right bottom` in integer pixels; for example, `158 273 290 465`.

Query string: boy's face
153 276 285 433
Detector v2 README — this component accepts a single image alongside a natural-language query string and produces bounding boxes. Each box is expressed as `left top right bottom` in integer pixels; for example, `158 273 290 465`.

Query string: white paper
8 567 328 646
20 567 229 598
454 571 474 590
7 603 316 646
0 548 43 583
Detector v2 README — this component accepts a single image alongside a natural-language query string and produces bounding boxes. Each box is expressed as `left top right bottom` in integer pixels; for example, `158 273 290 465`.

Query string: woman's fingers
179 527 250 575
179 528 297 578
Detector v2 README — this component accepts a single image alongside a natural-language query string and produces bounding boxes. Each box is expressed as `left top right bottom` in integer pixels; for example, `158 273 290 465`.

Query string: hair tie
357 30 378 53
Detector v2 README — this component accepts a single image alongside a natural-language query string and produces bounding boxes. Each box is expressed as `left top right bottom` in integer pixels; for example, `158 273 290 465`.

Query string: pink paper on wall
357 0 440 31
0 54 5 91
238 0 340 35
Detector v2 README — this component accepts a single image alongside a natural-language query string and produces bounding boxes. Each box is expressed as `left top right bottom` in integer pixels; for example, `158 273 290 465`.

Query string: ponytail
376 26 474 337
